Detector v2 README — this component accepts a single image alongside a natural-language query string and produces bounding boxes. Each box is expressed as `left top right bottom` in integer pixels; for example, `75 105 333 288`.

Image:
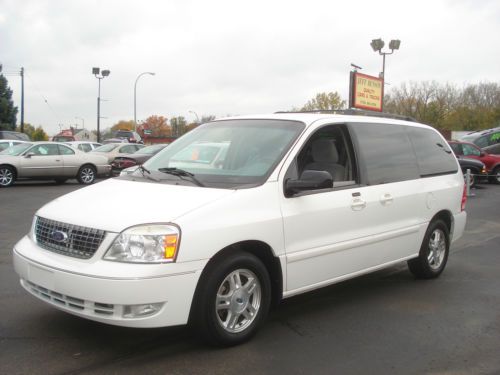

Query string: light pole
134 72 155 131
370 39 400 111
189 110 200 124
75 116 84 129
92 67 110 143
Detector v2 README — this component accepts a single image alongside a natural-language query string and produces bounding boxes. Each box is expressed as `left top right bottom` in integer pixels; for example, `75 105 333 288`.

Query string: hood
37 178 235 232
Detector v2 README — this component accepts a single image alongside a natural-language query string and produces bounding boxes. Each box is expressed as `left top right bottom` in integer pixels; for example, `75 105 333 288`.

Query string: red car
449 140 500 184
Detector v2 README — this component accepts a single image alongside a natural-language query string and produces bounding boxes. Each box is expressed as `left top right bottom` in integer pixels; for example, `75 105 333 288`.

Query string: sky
1 0 500 136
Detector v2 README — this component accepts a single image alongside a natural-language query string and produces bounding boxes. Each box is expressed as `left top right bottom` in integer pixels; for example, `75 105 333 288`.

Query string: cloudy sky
1 0 499 135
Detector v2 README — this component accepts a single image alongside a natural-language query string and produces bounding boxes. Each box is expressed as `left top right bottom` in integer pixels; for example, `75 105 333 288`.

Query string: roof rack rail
274 109 417 122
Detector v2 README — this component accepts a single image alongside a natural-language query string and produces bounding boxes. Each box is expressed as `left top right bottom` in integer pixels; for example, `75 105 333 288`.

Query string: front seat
303 138 345 181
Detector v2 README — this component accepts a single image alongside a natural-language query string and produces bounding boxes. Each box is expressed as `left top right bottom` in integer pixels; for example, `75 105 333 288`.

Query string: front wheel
192 251 271 346
490 166 500 185
0 165 16 187
77 165 96 185
408 219 450 279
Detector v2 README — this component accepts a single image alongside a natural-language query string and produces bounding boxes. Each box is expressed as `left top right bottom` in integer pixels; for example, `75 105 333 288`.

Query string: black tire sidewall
194 251 271 346
417 220 450 278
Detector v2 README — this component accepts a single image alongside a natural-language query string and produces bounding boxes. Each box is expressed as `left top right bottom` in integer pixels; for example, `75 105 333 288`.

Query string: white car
64 141 102 153
13 112 467 346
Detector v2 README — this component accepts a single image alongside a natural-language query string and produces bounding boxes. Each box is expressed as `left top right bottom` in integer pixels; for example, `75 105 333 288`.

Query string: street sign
349 72 383 112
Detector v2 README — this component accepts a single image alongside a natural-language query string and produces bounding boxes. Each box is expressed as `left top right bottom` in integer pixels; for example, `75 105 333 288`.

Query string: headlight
104 224 180 263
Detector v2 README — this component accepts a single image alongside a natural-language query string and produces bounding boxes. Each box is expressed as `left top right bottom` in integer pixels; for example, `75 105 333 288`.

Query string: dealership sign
350 72 383 112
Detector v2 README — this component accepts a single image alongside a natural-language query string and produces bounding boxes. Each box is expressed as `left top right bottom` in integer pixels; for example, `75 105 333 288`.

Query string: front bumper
13 236 204 328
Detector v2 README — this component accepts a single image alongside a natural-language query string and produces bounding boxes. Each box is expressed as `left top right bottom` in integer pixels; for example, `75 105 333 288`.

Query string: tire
489 166 500 185
0 165 16 187
54 178 68 185
191 250 271 346
408 219 450 279
77 165 96 185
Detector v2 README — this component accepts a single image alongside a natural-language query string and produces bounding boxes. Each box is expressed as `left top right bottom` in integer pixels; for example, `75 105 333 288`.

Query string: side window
79 144 92 152
407 127 458 177
286 124 358 188
120 145 134 154
449 142 463 156
58 145 75 155
490 132 500 145
93 143 101 149
30 144 60 156
350 123 419 185
475 135 489 148
462 144 481 156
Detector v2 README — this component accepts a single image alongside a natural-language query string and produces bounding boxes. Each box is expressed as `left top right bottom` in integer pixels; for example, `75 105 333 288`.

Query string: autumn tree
0 74 18 130
31 126 49 141
139 115 170 137
111 120 135 132
300 92 346 111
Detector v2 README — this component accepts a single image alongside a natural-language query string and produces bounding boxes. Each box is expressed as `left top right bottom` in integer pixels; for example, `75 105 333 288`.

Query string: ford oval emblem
51 230 68 243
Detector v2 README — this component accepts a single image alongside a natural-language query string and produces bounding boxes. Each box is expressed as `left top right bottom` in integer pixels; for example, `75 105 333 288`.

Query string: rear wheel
0 165 15 187
192 251 271 346
408 219 450 279
490 166 500 184
77 165 96 185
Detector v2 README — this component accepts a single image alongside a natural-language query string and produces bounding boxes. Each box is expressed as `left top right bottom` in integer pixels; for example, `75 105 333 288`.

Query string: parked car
456 157 487 188
0 139 29 152
110 143 169 176
101 138 129 144
113 130 143 144
448 140 500 183
65 141 102 153
0 142 110 187
91 142 145 163
460 126 500 149
482 143 500 155
0 130 31 141
13 112 466 346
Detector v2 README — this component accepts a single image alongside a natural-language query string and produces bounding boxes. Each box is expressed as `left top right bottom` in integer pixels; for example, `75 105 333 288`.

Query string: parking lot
1 180 500 375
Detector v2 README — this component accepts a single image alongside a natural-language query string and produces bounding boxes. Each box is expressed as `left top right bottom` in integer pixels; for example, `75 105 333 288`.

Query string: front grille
24 280 115 316
35 216 106 259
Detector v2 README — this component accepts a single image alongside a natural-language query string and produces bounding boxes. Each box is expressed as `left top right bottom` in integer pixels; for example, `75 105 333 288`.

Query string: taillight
461 183 467 211
122 159 136 168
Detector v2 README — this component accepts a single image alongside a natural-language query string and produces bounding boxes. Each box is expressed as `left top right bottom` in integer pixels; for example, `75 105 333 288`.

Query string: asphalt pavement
1 179 499 375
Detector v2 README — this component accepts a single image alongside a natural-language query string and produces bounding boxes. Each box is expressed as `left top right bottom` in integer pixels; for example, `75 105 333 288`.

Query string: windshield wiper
137 164 160 181
158 167 205 187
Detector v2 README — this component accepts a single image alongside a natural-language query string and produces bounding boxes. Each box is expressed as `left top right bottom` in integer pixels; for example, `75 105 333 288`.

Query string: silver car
0 142 110 187
91 143 145 163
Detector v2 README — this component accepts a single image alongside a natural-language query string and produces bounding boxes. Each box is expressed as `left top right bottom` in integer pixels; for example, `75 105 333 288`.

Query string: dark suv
114 130 143 143
449 140 500 184
0 130 31 141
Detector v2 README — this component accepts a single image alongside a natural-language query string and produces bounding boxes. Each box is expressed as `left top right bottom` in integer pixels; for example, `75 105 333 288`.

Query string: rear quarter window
407 127 458 177
350 123 420 185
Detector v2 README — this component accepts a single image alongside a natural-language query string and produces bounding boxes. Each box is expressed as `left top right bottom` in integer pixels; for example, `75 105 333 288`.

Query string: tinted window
350 123 419 185
449 142 463 156
407 127 458 177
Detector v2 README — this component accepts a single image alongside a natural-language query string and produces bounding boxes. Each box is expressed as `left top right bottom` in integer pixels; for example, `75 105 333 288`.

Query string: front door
19 144 62 177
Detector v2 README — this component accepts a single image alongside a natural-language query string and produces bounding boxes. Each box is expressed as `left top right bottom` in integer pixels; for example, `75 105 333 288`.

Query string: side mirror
24 152 35 158
285 170 333 197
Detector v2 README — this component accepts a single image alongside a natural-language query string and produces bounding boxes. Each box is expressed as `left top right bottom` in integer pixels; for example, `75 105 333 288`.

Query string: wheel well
430 210 453 234
79 163 96 171
0 164 17 178
195 241 283 309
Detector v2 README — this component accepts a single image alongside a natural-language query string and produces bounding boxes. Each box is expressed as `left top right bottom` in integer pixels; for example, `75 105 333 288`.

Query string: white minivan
13 112 467 346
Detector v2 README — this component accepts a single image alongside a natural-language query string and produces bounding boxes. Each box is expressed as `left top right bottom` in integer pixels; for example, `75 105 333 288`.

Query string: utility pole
20 67 24 133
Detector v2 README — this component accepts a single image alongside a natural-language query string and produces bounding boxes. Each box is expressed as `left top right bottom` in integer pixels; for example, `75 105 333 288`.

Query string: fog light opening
123 303 164 318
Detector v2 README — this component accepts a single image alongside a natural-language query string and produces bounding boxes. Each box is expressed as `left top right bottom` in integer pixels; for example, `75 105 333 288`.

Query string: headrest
311 139 339 163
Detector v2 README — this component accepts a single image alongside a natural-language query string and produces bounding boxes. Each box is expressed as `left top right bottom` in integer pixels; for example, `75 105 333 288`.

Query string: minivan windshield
141 119 304 188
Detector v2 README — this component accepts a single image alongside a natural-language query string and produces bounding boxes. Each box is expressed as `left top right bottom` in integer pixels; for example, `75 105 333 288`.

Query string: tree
31 126 49 141
111 120 135 132
200 115 216 123
138 115 170 137
0 74 18 130
16 123 49 140
300 92 346 111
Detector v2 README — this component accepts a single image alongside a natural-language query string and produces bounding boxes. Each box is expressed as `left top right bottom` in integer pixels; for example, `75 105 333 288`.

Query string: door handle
380 193 393 205
351 198 366 211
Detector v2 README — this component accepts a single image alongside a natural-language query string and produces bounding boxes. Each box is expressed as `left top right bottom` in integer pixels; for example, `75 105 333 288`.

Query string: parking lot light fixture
134 72 156 131
93 67 111 143
370 38 401 111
